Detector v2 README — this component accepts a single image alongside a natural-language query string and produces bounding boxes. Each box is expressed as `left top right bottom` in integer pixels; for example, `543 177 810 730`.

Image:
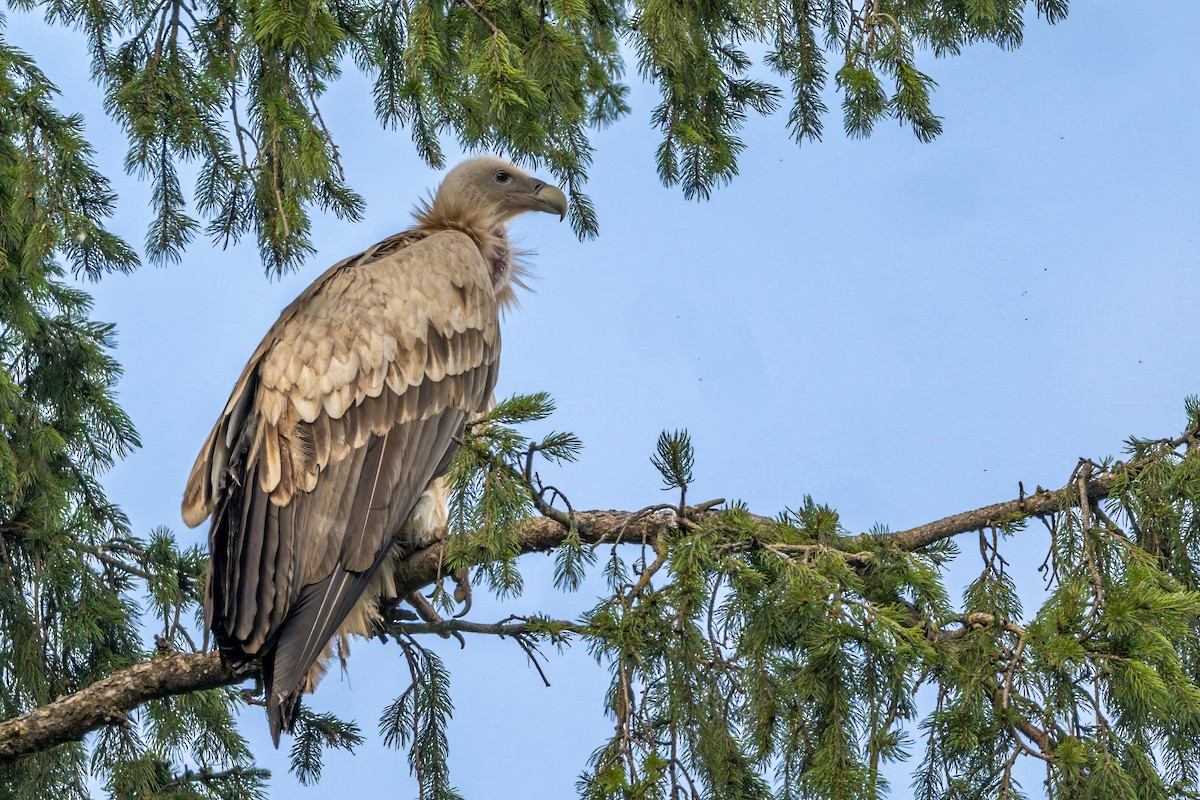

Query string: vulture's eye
494 170 510 184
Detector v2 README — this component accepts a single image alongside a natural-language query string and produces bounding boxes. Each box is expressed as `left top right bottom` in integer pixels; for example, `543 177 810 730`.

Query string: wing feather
265 408 468 710
311 412 332 469
184 228 500 743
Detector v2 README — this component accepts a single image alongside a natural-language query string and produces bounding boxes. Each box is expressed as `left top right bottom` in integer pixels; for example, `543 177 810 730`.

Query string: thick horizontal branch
396 466 1124 597
884 473 1118 551
392 507 688 596
0 465 1129 763
0 651 241 761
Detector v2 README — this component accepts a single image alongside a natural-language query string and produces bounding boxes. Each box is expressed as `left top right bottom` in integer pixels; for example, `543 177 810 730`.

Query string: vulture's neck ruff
413 194 529 312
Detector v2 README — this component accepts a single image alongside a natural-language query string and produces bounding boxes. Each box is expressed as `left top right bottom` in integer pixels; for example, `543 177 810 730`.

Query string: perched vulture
181 157 567 743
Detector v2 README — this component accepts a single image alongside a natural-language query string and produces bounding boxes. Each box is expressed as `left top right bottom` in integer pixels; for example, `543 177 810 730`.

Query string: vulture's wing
182 229 499 741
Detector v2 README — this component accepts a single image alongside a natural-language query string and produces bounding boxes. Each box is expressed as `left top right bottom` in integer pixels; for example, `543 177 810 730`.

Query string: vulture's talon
452 567 473 618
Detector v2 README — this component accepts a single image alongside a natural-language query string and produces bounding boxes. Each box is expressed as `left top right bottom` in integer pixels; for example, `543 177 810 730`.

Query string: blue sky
7 1 1200 797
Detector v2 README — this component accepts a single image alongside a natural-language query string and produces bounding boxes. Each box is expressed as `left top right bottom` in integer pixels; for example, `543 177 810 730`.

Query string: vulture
181 157 567 744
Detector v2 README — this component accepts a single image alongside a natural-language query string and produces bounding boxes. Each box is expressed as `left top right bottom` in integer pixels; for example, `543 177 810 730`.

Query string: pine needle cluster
9 0 1067 272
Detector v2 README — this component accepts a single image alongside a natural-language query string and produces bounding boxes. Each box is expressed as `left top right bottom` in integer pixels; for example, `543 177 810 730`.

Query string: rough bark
885 474 1117 551
0 470 1123 762
0 651 241 761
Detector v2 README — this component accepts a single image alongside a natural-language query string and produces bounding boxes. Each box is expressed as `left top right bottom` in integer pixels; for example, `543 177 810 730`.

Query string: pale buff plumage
181 157 566 743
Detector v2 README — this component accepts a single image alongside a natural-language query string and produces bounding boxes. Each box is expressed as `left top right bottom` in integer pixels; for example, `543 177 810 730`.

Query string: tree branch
0 651 245 761
882 473 1118 551
161 765 272 791
0 462 1139 763
385 617 582 638
390 507 688 596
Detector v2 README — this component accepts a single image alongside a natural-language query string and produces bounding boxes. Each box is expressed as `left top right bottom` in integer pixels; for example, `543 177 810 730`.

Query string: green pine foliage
443 392 581 597
379 642 462 800
288 707 365 785
0 33 267 799
575 498 948 800
0 33 138 797
101 688 270 799
437 400 1200 799
9 0 1067 272
20 1 1200 798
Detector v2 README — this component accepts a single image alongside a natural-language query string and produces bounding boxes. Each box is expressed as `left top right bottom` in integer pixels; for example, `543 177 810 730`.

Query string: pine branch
0 651 244 761
0 458 1144 763
399 460 1134 592
73 542 156 581
160 765 272 791
878 429 1194 551
879 474 1119 551
385 617 582 638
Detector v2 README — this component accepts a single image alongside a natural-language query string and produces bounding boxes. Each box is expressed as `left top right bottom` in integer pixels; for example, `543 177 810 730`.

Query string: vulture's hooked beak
529 182 568 221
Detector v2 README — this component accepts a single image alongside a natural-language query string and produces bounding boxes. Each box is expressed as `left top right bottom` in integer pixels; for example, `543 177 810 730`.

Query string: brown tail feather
264 643 302 747
261 560 390 747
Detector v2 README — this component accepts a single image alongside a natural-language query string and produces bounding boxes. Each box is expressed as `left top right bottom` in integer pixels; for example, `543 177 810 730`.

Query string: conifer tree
7 2 1200 799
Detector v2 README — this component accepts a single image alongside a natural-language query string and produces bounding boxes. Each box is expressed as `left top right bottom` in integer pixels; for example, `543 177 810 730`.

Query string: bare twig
74 543 155 582
384 616 581 638
457 0 502 36
161 766 271 791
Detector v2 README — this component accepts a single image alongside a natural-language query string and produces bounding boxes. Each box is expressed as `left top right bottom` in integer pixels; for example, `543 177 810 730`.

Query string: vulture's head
417 156 568 310
438 156 568 224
